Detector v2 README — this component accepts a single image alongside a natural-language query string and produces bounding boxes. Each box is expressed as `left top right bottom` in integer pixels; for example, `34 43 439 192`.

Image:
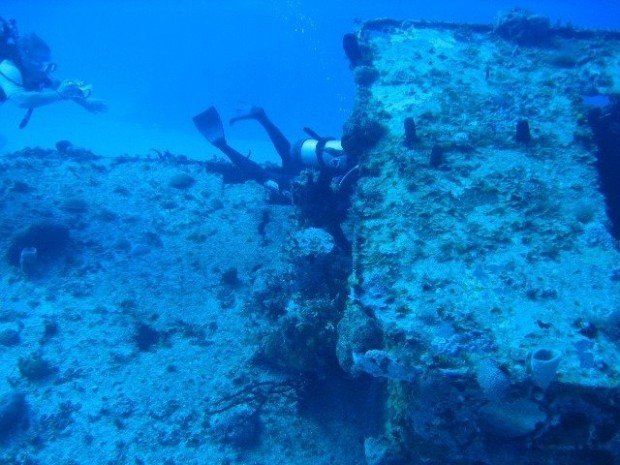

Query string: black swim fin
193 106 225 146
19 108 34 129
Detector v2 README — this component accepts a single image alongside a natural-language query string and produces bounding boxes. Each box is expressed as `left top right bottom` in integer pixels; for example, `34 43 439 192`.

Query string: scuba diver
0 17 105 128
193 106 357 252
193 106 354 194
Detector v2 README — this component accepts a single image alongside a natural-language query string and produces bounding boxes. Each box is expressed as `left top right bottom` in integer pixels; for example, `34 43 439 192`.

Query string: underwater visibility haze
0 1 620 465
1 0 619 157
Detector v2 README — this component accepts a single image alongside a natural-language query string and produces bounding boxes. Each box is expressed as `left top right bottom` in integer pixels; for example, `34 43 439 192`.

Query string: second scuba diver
193 106 357 252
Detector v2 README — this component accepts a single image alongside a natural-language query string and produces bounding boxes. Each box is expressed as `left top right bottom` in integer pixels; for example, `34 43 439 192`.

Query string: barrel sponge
6 222 70 266
530 347 562 389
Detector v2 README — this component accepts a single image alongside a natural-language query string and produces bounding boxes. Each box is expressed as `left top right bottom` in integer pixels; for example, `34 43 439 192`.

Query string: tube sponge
530 348 562 389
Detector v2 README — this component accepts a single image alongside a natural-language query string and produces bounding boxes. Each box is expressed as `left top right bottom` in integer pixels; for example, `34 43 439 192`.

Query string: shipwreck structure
338 10 620 465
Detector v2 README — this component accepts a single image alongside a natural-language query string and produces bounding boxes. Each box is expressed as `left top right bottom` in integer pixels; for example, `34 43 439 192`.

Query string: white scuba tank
0 60 23 85
299 139 346 173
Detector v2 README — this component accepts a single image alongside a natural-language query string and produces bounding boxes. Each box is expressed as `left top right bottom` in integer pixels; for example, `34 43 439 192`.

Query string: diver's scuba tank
295 127 348 174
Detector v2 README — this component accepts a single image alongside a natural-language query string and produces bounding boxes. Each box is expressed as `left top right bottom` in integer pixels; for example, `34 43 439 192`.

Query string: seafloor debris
0 145 370 463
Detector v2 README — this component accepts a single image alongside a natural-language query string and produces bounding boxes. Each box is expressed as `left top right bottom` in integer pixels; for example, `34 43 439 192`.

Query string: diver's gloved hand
57 79 92 100
76 97 107 113
57 80 106 113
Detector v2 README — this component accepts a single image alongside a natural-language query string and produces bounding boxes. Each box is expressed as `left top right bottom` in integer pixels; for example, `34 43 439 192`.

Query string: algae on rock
339 15 620 465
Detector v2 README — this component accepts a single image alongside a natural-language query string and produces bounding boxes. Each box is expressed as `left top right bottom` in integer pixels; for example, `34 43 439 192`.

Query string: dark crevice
588 101 620 240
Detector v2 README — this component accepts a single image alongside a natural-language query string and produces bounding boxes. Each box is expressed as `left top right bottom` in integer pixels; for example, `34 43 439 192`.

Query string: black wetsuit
216 110 355 253
214 108 303 191
218 111 352 191
212 139 296 190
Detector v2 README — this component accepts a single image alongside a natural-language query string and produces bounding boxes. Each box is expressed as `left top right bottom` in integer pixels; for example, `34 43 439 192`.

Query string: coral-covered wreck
338 10 620 465
0 9 619 465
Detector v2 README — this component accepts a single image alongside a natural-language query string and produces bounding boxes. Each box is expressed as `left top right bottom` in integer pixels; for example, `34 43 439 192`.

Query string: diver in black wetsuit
193 106 357 252
193 106 353 192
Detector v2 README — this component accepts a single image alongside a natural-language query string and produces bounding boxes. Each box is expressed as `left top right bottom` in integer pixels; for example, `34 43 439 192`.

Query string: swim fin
229 106 266 125
193 106 225 146
19 108 34 129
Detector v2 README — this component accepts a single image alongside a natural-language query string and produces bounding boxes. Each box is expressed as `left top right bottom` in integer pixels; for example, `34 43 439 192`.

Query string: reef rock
339 17 620 464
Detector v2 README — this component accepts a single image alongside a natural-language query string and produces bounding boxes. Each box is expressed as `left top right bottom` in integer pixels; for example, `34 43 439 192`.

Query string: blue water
1 3 620 464
1 0 619 158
